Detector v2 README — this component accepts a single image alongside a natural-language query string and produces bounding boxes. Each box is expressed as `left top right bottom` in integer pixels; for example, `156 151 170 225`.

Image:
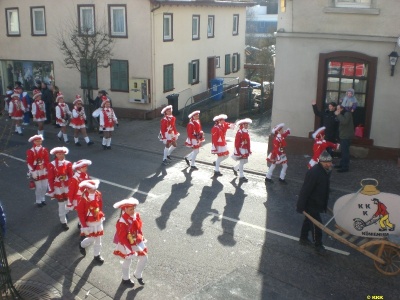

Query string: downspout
151 1 161 115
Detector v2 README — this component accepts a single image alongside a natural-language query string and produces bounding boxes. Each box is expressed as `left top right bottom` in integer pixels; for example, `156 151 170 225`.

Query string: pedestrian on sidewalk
77 179 105 264
8 89 25 135
55 92 71 144
3 85 13 115
31 89 47 137
231 118 252 182
70 95 94 147
184 110 204 170
211 114 234 177
15 82 31 126
334 104 354 173
113 197 148 287
159 105 179 165
47 146 73 231
41 81 53 124
297 150 332 256
265 123 290 184
308 127 340 169
98 98 118 150
26 134 49 207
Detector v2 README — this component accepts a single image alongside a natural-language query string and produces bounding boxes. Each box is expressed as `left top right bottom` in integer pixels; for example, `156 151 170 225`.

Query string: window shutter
119 61 128 91
237 54 241 71
188 62 193 84
110 60 119 90
225 54 231 75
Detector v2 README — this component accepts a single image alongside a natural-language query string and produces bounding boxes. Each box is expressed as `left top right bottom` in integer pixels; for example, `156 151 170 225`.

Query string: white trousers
215 155 228 172
58 201 68 224
34 179 48 204
81 236 102 256
266 163 288 180
234 159 248 178
121 255 148 280
187 149 199 166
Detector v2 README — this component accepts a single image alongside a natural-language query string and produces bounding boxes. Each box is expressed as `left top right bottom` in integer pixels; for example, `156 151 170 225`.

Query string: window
192 15 200 40
233 14 239 35
163 64 174 92
207 16 214 38
30 7 46 36
225 54 231 75
281 0 286 12
163 13 173 41
5 8 20 36
335 0 371 8
109 5 127 37
188 59 199 85
78 5 95 35
216 56 220 68
110 60 128 91
80 59 98 89
232 53 240 73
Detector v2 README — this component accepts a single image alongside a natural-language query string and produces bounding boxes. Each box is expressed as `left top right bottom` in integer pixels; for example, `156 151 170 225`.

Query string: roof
151 0 256 7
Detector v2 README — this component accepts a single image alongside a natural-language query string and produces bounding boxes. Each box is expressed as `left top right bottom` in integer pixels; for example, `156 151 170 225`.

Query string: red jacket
77 190 104 228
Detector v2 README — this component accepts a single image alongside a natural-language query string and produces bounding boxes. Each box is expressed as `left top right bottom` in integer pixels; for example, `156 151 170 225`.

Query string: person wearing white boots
55 92 72 144
184 110 204 170
98 98 118 150
47 146 73 231
26 134 50 207
8 89 25 136
76 179 105 264
70 95 94 147
211 114 234 177
232 118 252 182
31 89 47 137
265 123 290 184
159 105 179 165
113 198 148 287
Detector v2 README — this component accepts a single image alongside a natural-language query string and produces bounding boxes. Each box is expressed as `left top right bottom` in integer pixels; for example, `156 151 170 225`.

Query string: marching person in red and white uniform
113 197 147 287
8 89 25 135
184 110 204 170
70 95 94 147
231 118 252 182
47 146 73 231
266 123 290 184
159 105 179 165
98 99 118 150
211 114 234 177
55 92 71 144
308 127 340 169
31 89 47 137
26 134 50 207
77 179 105 264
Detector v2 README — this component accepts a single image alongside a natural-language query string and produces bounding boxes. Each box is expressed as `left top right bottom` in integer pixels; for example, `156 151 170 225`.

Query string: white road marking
0 153 159 199
208 212 350 256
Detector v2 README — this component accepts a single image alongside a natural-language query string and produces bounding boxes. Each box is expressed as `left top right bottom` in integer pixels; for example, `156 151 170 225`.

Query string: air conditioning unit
129 78 150 103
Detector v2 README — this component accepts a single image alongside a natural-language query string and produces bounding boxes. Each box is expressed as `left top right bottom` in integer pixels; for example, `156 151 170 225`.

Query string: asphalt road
0 120 399 299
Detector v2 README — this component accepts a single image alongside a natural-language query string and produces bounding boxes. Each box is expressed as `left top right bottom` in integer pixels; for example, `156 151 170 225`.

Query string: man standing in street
334 104 354 173
41 81 53 124
297 150 332 255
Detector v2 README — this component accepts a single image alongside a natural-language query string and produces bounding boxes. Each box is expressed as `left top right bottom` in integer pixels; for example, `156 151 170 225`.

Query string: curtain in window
9 11 19 32
34 11 44 31
82 9 93 32
113 9 125 34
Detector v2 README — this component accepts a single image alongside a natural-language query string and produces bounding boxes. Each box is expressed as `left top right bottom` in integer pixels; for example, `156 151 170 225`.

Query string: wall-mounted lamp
389 51 399 76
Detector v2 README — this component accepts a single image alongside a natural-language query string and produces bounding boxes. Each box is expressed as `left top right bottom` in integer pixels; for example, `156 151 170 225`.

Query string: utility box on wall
129 78 150 103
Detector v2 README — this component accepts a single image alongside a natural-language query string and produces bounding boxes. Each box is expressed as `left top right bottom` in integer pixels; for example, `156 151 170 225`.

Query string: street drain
13 280 61 299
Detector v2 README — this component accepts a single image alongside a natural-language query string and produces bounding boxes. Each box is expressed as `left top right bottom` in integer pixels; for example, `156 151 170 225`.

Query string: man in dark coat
334 104 354 173
297 150 332 255
41 81 53 124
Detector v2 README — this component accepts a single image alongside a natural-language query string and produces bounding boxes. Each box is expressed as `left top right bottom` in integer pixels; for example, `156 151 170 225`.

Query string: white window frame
216 56 220 68
189 59 200 85
79 5 95 35
31 7 46 36
334 0 371 8
6 8 20 36
207 15 214 38
233 14 239 36
192 15 200 40
109 5 127 37
163 13 173 41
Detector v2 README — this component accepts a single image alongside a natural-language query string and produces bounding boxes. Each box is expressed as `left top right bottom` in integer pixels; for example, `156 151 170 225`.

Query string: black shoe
213 171 223 177
279 178 288 184
37 203 44 208
87 141 94 146
239 177 248 182
41 201 47 206
299 238 313 247
379 228 387 231
337 169 349 173
315 244 327 256
79 244 86 256
265 178 274 183
121 279 135 287
389 225 396 231
184 157 190 166
65 140 70 144
232 168 238 176
75 142 82 146
93 255 104 264
167 155 172 160
134 275 145 285
190 166 198 170
61 223 69 231
103 145 107 150
162 159 169 166
107 146 111 150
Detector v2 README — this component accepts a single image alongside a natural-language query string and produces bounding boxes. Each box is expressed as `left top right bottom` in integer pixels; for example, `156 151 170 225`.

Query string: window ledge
323 7 380 15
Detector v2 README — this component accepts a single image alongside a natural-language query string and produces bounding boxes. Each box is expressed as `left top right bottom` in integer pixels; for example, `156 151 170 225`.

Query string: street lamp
388 51 399 76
